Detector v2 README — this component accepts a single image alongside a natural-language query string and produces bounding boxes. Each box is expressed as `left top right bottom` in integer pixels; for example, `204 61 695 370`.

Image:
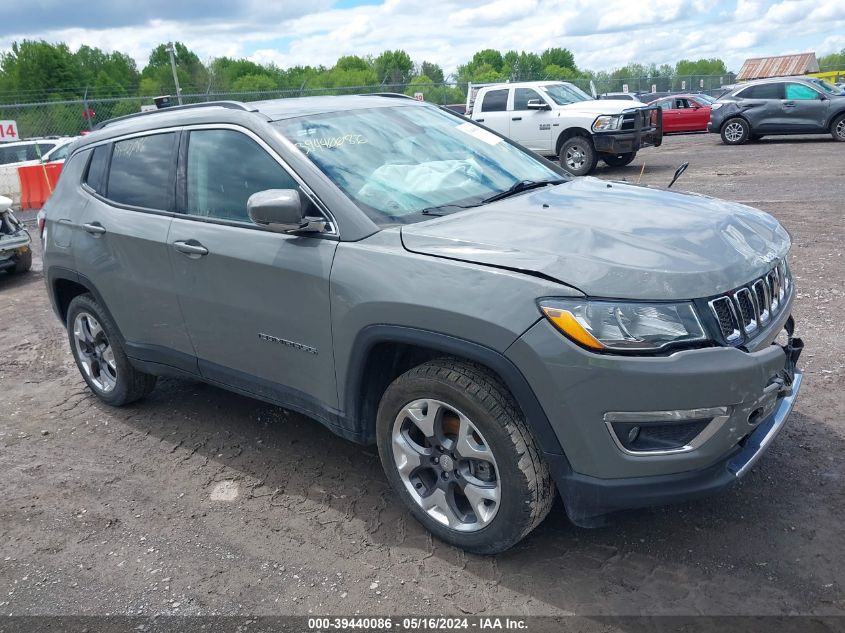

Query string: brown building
736 53 820 81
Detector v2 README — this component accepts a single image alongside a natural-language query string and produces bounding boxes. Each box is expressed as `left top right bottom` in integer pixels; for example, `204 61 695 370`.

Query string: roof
737 53 820 81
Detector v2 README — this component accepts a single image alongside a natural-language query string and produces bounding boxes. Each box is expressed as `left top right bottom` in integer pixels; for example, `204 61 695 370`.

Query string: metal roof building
736 53 820 81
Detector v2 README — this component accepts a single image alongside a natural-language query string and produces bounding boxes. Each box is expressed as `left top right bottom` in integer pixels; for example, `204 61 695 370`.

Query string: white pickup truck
465 81 663 176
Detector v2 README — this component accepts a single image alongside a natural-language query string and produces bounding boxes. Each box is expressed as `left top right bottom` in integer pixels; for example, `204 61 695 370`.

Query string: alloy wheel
73 312 117 393
836 119 845 140
724 122 745 142
391 398 500 532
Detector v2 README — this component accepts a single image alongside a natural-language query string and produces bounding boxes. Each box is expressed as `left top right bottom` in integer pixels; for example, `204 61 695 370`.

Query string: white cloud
1 0 843 78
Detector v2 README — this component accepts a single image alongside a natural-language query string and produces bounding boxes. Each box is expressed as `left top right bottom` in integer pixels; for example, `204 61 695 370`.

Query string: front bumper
506 310 803 523
593 106 663 154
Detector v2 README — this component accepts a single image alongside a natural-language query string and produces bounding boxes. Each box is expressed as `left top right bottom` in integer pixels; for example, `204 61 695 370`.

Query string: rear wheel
12 248 32 273
721 118 749 145
602 152 636 167
559 136 598 176
831 113 845 142
66 294 157 406
376 359 555 554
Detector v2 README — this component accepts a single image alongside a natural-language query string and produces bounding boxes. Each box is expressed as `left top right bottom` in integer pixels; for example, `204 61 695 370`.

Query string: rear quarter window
84 144 111 194
480 89 508 112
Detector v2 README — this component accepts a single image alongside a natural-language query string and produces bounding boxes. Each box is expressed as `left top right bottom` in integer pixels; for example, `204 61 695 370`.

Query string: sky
4 0 845 74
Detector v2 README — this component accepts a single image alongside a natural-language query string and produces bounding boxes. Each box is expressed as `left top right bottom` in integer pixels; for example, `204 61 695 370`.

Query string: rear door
72 132 196 369
734 83 784 132
472 89 510 137
167 126 339 410
508 87 554 153
782 82 830 132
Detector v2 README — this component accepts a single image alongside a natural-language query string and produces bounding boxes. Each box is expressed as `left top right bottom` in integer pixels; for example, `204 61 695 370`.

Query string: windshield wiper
481 179 565 204
420 203 479 217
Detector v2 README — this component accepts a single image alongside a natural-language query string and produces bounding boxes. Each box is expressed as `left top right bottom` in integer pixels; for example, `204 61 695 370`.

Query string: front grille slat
708 260 791 345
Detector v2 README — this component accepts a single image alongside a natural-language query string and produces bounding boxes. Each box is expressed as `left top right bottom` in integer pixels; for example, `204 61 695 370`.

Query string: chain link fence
0 75 737 139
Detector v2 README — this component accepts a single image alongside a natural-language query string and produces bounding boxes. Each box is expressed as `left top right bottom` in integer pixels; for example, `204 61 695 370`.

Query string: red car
648 94 712 133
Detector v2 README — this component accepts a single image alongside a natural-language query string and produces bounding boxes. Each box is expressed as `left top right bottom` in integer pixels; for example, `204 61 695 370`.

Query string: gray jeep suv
42 96 803 553
709 76 845 144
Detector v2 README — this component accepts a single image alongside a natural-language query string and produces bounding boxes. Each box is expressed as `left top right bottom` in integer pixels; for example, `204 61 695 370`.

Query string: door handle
511 117 522 121
173 240 209 257
82 222 106 236
783 101 796 108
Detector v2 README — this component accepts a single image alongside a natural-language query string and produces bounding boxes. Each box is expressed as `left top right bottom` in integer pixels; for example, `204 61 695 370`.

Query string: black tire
376 358 555 554
831 113 845 142
602 151 636 167
66 294 156 406
720 117 750 145
559 135 598 176
12 248 32 273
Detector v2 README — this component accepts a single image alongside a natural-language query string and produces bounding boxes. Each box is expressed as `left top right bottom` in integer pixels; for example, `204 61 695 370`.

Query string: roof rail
366 92 417 100
94 100 259 130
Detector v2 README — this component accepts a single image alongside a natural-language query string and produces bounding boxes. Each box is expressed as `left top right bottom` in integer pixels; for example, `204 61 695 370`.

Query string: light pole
167 42 183 105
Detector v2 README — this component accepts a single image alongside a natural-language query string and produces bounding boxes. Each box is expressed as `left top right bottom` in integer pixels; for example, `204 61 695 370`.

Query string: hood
557 99 642 115
400 178 790 301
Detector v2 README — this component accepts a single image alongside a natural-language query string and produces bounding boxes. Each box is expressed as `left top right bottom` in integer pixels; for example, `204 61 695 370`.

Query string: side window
480 89 508 113
28 143 56 161
85 144 110 194
513 88 543 111
785 83 820 100
737 83 782 99
657 99 672 111
47 144 70 162
107 132 177 210
185 129 300 223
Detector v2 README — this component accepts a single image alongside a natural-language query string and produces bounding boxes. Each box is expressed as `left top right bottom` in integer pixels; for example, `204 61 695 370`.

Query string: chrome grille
708 260 791 344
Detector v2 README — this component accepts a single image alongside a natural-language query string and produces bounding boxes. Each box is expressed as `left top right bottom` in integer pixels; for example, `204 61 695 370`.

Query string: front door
781 83 830 132
167 127 340 410
508 87 554 153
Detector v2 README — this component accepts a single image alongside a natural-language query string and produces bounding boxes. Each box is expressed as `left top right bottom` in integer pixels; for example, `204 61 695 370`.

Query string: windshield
810 79 844 95
694 94 717 104
539 83 592 105
275 105 564 226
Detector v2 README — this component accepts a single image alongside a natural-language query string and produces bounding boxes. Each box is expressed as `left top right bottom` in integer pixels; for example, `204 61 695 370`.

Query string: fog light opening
748 408 763 426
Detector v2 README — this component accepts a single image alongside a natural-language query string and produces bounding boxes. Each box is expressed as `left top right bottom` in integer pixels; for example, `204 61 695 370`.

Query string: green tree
373 50 414 84
819 49 845 71
418 61 445 84
502 51 543 81
231 73 278 92
141 42 208 95
540 47 576 72
0 40 83 101
456 49 506 84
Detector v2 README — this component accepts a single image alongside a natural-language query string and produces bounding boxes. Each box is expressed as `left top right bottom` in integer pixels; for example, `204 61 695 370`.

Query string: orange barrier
17 162 63 210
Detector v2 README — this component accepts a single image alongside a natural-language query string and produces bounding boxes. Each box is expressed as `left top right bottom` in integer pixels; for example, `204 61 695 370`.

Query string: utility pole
167 42 183 105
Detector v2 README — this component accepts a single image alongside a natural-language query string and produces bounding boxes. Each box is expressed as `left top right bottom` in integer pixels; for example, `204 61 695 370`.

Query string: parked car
466 81 662 175
443 103 467 115
598 92 643 102
42 97 803 553
0 195 32 274
709 77 845 144
649 94 712 133
0 137 76 167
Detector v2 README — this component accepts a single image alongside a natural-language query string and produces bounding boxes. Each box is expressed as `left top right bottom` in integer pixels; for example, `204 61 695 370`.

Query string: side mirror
526 99 549 110
247 189 327 234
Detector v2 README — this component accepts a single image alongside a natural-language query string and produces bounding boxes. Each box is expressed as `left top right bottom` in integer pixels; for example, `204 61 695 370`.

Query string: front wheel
602 152 636 167
721 117 750 145
559 136 598 176
831 113 845 142
376 359 555 554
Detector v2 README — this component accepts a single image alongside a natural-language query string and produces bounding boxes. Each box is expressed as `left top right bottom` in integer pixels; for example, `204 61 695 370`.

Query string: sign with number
682 80 687 90
652 84 657 93
0 120 19 140
413 92 424 101
622 84 629 93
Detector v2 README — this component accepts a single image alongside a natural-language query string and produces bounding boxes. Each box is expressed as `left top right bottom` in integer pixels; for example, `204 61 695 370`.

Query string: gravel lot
1 132 844 618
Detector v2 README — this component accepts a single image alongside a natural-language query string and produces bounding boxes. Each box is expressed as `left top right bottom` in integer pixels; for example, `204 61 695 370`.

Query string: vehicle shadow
116 375 840 615
0 267 42 292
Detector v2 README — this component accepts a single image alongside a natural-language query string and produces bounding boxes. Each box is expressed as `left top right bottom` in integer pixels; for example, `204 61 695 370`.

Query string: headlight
539 299 707 352
592 115 623 132
710 102 724 110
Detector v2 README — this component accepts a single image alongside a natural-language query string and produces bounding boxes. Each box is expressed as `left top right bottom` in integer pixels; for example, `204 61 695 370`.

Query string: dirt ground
1 132 844 618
